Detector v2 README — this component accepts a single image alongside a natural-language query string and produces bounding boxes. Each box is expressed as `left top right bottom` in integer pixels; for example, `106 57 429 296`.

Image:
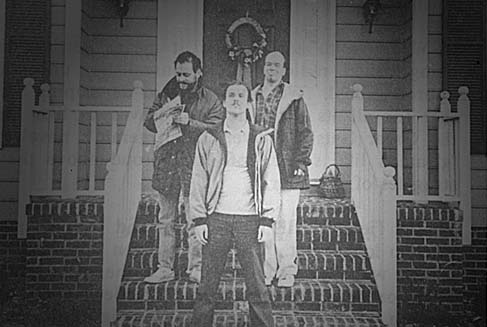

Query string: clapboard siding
335 0 411 190
471 155 487 226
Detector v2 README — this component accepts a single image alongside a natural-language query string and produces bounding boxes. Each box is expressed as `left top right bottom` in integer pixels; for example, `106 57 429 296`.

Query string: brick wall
463 227 487 319
396 203 464 318
0 221 26 289
25 200 103 302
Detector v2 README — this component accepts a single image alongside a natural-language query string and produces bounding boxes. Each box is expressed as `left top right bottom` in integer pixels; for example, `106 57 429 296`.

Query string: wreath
225 17 267 66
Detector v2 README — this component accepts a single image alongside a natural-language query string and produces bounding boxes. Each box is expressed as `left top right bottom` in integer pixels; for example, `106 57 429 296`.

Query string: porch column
156 0 203 92
62 0 81 198
412 0 429 202
290 0 336 182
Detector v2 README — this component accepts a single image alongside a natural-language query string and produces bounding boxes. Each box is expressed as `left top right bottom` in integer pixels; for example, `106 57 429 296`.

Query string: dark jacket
144 78 225 196
189 122 281 227
251 83 313 189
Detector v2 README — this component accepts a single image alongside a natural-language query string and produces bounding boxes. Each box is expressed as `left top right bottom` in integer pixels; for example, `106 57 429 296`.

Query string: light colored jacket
188 122 281 227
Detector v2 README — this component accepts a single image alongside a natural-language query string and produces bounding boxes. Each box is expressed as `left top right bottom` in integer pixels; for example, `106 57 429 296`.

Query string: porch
12 0 475 326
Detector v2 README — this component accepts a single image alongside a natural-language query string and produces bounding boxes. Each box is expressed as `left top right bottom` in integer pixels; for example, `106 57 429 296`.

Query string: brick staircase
114 195 386 327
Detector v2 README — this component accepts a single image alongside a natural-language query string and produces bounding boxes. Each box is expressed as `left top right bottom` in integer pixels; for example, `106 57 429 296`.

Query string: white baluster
438 91 454 197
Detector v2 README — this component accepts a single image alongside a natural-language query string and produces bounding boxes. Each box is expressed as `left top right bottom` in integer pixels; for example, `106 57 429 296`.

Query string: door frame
156 0 336 181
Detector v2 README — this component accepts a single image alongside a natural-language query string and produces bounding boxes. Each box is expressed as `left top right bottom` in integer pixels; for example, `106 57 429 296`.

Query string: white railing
17 78 139 237
359 86 471 244
351 84 397 327
102 81 144 327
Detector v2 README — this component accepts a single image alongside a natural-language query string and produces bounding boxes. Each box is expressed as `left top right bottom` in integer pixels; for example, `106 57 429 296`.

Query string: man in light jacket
143 51 224 284
189 82 280 327
250 51 314 288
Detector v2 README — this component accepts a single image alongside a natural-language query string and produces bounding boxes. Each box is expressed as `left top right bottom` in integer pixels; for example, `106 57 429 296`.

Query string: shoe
277 275 294 288
265 278 273 286
188 269 201 284
143 268 175 283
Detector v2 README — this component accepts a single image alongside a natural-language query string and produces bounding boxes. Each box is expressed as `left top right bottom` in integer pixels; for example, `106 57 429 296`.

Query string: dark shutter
443 0 486 154
2 0 50 147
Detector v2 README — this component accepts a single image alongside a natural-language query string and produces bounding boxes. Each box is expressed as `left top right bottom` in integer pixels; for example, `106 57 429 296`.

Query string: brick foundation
0 221 27 297
396 203 464 318
25 200 103 302
463 227 487 320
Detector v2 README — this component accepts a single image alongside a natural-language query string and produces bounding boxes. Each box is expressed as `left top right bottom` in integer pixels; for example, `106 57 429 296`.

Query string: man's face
264 52 286 84
175 62 201 91
224 84 249 116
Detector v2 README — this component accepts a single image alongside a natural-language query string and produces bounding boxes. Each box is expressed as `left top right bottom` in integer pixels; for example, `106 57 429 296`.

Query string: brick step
115 310 385 327
135 197 358 227
123 249 372 281
117 278 380 312
129 224 365 251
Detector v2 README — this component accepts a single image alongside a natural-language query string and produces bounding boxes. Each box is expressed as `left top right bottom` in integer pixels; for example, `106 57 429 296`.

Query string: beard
178 80 198 94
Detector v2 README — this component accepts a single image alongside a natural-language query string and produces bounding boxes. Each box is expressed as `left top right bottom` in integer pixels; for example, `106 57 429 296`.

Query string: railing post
457 86 471 245
438 91 454 197
381 166 397 327
351 84 363 203
17 78 35 238
102 81 144 327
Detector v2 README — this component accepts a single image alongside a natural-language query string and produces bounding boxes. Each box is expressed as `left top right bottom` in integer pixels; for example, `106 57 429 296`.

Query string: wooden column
412 0 429 202
17 79 35 238
457 87 471 245
156 0 203 92
290 0 336 182
62 0 81 198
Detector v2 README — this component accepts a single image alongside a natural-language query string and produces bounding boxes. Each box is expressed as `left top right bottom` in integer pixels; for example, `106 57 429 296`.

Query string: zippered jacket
250 82 313 189
188 122 281 227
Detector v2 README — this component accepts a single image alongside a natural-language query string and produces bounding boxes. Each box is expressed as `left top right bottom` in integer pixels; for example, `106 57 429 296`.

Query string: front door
203 0 290 98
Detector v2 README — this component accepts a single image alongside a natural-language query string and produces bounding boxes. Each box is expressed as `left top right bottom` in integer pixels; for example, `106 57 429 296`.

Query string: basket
319 164 346 198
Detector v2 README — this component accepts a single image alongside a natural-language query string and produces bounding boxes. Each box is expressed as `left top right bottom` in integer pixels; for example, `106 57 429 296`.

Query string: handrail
351 84 397 327
101 81 144 327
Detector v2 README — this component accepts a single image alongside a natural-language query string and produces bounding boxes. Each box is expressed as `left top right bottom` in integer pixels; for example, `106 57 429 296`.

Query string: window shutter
2 0 50 147
444 0 486 154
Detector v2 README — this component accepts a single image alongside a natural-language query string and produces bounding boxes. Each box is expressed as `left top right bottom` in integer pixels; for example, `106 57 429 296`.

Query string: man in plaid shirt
250 51 314 288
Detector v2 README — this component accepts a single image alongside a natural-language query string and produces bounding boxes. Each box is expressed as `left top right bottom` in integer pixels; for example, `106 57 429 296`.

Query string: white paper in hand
154 95 184 151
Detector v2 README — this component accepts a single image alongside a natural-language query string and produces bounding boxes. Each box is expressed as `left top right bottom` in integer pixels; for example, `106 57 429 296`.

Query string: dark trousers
192 213 273 327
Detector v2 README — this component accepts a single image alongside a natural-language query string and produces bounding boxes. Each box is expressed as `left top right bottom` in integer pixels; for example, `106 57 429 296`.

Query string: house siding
335 0 413 195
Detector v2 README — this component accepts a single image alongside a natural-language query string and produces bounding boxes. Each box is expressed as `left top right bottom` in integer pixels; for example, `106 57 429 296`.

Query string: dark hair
174 51 202 73
224 81 253 103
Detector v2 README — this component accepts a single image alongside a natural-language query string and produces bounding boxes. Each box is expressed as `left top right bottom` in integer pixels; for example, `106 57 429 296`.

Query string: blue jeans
192 213 273 327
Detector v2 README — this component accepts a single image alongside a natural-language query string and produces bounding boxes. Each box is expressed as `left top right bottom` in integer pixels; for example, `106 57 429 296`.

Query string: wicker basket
319 164 346 199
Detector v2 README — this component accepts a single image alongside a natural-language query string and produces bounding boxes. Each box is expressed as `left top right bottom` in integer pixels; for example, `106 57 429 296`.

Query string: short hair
224 81 253 103
174 51 202 73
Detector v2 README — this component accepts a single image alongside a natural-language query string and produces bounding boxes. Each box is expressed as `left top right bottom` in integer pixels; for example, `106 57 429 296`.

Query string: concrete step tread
115 310 385 327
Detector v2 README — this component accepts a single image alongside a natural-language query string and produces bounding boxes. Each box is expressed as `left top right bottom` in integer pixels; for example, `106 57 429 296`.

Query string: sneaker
143 268 175 283
277 275 294 288
188 269 201 284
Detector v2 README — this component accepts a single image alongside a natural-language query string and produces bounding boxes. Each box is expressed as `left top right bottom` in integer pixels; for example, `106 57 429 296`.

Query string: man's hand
173 112 189 125
194 224 208 245
257 225 273 243
293 168 305 176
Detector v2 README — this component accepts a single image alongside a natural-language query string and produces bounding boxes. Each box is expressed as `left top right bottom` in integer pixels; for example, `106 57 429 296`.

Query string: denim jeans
192 213 273 327
157 193 201 274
